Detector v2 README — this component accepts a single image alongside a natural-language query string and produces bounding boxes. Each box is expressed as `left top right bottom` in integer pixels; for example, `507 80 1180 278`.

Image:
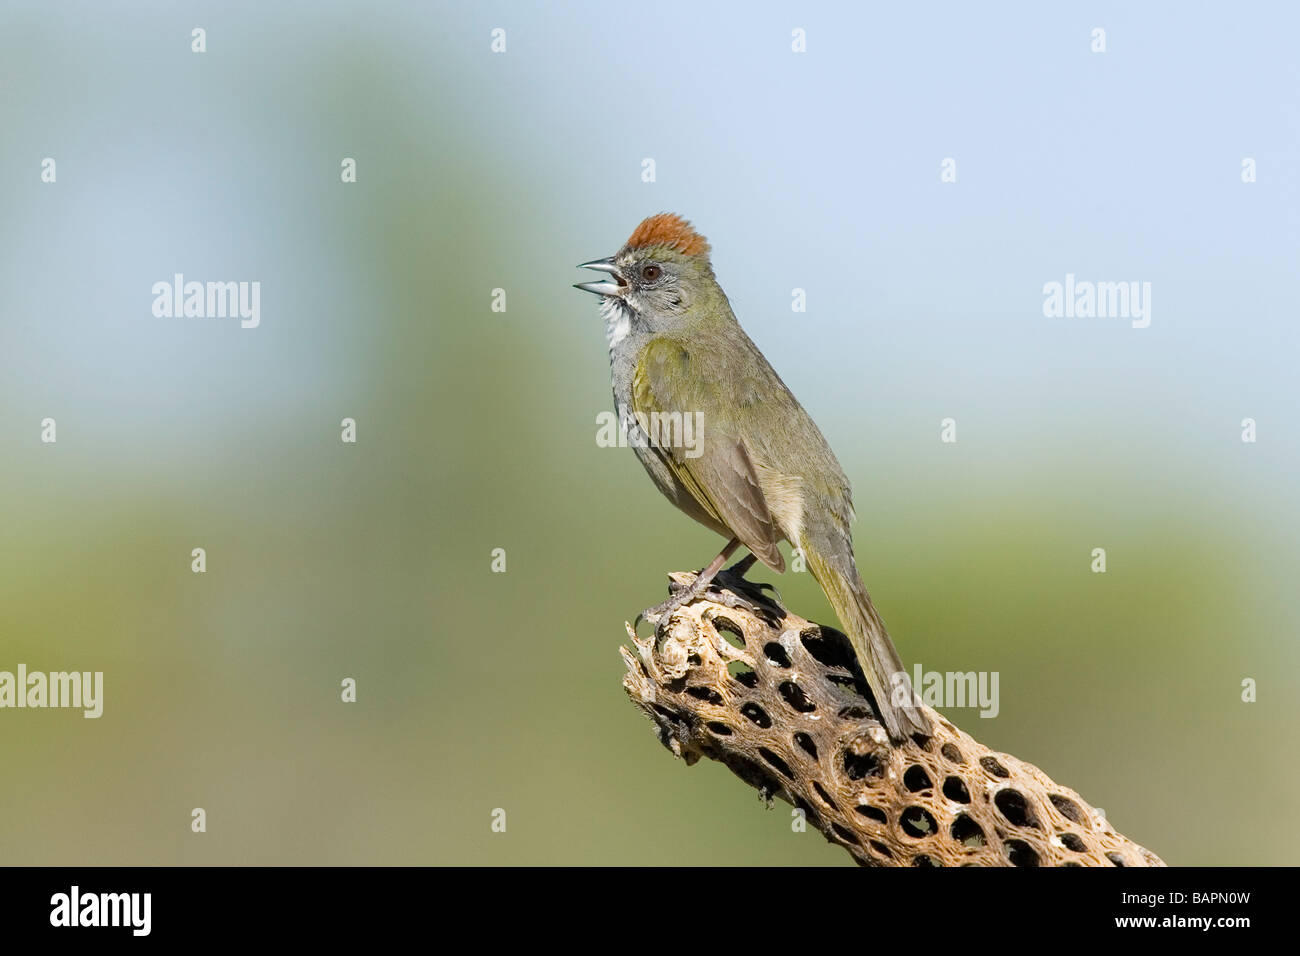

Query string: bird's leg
723 554 758 577
637 538 741 636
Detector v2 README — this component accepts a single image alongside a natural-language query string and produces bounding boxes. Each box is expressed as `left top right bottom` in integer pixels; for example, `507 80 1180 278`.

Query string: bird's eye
641 264 662 282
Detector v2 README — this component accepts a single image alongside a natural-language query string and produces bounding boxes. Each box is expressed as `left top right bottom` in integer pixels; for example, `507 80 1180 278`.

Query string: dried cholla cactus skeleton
621 570 1165 867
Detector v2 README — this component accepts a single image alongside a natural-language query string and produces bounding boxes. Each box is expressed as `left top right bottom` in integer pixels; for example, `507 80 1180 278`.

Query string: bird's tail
802 540 932 743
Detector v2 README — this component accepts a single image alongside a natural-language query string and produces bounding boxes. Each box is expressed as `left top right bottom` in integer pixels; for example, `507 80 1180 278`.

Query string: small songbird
575 213 931 743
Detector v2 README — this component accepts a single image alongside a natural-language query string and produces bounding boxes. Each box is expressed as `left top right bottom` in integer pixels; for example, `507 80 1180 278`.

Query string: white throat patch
599 296 632 351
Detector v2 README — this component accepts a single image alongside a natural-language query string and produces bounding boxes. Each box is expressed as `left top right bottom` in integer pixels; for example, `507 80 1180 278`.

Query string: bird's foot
635 552 786 640
635 571 717 639
723 571 783 605
703 585 779 620
712 561 784 620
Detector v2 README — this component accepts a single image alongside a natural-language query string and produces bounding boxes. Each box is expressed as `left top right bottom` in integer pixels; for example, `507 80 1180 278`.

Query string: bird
575 213 932 743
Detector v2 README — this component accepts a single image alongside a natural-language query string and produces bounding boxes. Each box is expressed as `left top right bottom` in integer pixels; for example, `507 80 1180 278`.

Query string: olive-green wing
631 337 785 572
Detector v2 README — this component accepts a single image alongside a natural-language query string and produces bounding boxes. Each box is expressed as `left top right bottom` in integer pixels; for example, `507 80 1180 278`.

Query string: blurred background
1 1 1296 865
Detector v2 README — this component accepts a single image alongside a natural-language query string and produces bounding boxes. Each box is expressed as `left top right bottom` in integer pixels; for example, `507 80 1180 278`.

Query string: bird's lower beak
574 257 626 296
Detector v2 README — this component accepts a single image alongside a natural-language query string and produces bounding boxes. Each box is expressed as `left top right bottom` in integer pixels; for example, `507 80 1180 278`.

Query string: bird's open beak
574 257 626 296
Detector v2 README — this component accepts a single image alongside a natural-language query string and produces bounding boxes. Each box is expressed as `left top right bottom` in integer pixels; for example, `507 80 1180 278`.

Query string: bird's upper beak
574 257 626 297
